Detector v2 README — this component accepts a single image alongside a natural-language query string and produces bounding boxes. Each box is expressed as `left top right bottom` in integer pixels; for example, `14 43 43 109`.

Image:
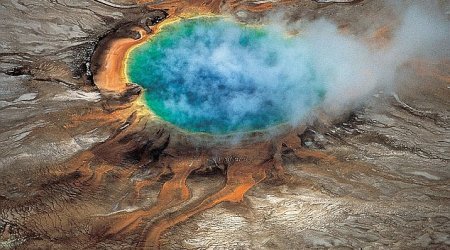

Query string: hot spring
126 17 326 134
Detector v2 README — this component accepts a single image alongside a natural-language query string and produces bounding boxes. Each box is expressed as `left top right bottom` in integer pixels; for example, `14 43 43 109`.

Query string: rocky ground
0 0 449 249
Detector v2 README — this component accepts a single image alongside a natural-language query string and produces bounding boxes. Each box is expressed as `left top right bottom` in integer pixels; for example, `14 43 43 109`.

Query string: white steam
297 1 450 114
129 1 449 134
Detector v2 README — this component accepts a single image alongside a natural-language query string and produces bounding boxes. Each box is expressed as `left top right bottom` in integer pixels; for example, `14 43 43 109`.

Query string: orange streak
138 0 223 14
294 148 337 163
94 28 146 92
369 24 392 49
105 158 201 235
93 0 289 94
134 178 159 197
142 161 269 249
280 132 337 163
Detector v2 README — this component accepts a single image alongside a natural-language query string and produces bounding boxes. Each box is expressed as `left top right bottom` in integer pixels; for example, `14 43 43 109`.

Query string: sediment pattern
0 0 449 249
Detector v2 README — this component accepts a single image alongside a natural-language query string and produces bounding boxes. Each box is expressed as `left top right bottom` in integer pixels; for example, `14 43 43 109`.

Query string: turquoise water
127 17 326 134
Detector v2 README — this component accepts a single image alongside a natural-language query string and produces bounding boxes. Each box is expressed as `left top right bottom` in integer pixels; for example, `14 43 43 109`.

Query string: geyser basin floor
127 17 326 134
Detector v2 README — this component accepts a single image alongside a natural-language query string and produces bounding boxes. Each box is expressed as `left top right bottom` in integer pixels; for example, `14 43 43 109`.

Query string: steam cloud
282 0 450 114
128 1 450 134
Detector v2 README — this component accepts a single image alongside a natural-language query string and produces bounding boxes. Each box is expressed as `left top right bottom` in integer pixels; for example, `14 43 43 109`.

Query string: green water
127 17 326 134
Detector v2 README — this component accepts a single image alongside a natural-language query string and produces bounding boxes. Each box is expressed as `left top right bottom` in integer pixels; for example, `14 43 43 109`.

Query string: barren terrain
0 0 449 249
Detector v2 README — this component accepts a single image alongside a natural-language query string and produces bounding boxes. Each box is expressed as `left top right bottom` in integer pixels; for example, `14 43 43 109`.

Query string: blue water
127 17 326 134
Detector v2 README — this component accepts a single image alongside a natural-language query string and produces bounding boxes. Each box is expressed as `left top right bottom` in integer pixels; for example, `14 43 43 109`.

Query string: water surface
127 17 325 134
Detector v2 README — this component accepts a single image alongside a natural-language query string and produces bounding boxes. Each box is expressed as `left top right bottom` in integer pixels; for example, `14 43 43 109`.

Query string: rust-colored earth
0 0 449 249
